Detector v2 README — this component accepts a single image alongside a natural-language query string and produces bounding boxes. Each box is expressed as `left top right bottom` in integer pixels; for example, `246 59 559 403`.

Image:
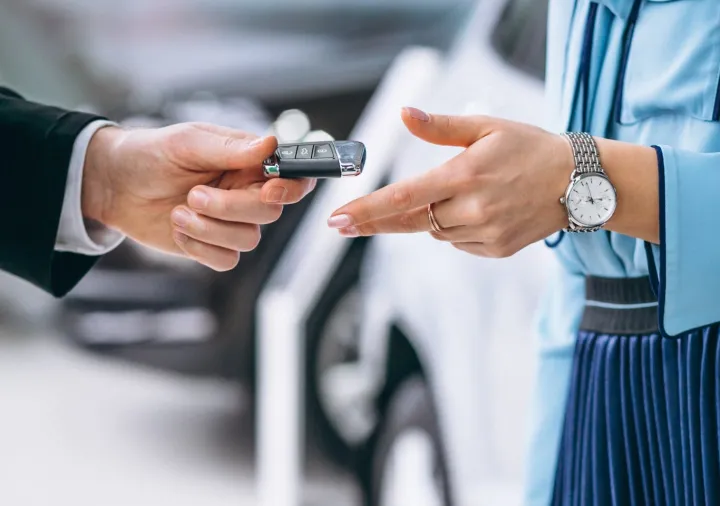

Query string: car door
356 0 555 504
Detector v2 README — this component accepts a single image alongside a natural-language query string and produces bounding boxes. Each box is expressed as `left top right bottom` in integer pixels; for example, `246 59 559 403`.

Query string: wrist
550 132 576 231
594 137 659 243
82 126 126 229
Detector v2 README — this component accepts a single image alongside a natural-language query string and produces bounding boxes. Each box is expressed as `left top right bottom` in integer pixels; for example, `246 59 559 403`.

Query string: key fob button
296 145 313 159
277 145 298 159
312 144 334 159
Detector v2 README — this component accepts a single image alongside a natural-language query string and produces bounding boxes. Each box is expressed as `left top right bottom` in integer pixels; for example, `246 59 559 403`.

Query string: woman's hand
327 108 574 258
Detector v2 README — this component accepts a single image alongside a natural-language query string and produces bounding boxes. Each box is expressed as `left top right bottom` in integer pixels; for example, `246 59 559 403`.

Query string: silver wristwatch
559 132 617 233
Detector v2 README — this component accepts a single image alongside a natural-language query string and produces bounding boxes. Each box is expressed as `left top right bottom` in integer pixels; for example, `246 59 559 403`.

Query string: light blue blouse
525 0 720 504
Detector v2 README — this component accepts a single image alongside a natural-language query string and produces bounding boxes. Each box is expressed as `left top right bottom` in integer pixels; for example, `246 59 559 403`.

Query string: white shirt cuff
55 120 126 256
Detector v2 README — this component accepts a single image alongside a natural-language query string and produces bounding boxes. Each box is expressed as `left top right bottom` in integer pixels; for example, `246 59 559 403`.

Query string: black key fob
263 141 366 179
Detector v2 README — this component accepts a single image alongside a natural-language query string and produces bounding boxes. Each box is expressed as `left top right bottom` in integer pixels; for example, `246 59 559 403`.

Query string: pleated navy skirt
551 276 720 506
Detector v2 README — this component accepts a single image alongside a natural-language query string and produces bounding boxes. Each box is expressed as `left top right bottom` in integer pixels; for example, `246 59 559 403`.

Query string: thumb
400 107 494 148
166 123 278 171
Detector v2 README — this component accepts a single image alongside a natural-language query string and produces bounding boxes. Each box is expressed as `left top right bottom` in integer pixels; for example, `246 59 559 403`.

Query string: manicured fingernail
248 136 266 147
403 107 430 122
339 226 359 238
327 214 354 229
266 187 288 203
189 189 210 210
171 208 192 228
173 231 188 244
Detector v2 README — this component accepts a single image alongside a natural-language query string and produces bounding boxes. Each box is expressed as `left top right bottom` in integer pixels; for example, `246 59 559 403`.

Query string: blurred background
0 0 555 505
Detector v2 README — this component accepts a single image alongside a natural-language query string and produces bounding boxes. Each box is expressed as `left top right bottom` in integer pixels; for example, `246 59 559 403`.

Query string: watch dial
567 175 617 226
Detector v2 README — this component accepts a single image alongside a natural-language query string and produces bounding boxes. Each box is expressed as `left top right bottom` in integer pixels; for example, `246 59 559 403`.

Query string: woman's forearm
594 137 659 244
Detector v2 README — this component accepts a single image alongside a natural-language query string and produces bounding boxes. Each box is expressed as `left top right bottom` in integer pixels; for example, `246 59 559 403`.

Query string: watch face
566 174 617 227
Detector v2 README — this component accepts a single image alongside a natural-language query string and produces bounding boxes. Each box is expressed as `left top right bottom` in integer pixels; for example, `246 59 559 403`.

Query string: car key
263 141 366 179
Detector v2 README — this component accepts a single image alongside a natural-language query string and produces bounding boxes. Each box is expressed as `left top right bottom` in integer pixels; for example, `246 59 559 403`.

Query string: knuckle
455 163 479 187
265 204 284 223
355 223 374 236
390 186 414 212
463 199 486 224
212 191 229 215
490 241 515 259
223 135 238 151
245 226 262 251
214 253 241 272
189 218 206 235
164 125 194 162
484 224 505 243
182 237 201 256
227 253 241 270
452 242 470 254
398 213 417 233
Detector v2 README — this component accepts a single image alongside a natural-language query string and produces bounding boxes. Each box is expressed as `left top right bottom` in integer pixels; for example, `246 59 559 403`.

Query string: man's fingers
261 178 317 204
401 107 495 148
166 123 277 171
186 122 258 140
187 185 283 224
173 231 240 272
171 206 262 252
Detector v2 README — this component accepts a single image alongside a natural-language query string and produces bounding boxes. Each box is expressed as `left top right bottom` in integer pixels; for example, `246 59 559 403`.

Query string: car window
490 0 548 81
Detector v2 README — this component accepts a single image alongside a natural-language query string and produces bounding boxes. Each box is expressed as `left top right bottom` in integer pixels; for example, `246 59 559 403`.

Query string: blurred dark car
0 0 471 387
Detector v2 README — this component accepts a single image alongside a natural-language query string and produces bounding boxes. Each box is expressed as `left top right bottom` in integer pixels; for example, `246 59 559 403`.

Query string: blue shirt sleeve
646 145 720 337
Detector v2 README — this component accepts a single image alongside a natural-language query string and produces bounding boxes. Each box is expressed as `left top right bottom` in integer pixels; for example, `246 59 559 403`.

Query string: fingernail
327 214 354 229
266 187 288 203
339 226 359 238
189 189 210 210
171 208 192 228
173 231 188 244
403 107 430 122
248 136 266 147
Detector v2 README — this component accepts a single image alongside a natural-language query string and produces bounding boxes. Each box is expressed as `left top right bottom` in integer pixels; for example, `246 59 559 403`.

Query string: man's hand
82 122 316 270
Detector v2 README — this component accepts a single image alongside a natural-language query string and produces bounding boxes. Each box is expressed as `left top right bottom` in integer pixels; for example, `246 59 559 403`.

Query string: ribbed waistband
580 276 659 335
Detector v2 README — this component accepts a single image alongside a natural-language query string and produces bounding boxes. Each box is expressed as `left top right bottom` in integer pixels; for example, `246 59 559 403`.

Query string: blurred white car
0 0 471 384
295 0 557 504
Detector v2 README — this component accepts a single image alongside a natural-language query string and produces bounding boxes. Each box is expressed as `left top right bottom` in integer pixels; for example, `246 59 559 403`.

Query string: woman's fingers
338 207 430 237
172 231 240 272
188 185 283 224
400 107 495 147
328 157 464 230
451 242 492 257
171 206 261 251
451 241 518 259
335 193 484 237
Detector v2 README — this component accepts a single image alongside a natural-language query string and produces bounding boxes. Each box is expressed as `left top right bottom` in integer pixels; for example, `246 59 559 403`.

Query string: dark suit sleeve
0 86 108 296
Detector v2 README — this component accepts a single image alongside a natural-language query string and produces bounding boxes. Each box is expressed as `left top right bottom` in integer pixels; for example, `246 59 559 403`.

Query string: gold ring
427 203 443 233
